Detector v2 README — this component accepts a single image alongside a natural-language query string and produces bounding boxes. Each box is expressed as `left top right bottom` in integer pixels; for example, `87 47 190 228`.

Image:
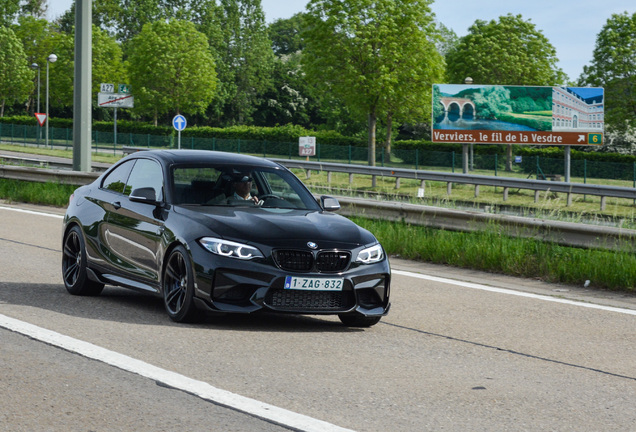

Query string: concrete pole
73 0 92 172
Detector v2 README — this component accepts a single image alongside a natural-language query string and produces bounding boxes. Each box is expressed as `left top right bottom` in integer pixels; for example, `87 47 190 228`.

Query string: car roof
126 150 281 168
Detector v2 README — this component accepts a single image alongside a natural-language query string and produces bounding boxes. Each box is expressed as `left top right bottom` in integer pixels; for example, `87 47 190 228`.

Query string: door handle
112 201 121 210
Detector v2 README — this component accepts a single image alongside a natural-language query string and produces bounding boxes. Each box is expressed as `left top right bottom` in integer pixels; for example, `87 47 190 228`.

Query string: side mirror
320 196 341 212
130 187 160 205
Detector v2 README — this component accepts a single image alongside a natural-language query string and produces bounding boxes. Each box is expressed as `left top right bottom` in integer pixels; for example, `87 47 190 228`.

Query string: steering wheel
259 194 283 201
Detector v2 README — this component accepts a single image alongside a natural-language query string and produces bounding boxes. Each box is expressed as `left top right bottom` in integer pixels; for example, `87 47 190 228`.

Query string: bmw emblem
307 242 318 249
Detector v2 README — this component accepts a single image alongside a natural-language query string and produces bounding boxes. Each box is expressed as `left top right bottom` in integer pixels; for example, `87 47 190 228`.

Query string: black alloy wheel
62 226 104 296
163 246 200 323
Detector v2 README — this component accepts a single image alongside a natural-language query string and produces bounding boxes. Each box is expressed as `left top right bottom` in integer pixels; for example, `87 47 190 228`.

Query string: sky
46 0 634 82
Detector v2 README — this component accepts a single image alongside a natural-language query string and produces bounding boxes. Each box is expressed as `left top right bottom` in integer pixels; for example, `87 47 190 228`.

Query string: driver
230 174 259 204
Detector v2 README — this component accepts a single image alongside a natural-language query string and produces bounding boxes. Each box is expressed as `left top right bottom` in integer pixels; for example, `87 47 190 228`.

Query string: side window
101 160 135 194
126 159 164 201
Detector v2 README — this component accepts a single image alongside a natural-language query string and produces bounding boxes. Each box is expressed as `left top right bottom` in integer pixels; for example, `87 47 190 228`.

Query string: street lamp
30 63 41 145
46 53 57 149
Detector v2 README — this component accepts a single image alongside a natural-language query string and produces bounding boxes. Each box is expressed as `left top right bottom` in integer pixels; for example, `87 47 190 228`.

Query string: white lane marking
0 313 353 432
0 205 64 219
393 269 636 316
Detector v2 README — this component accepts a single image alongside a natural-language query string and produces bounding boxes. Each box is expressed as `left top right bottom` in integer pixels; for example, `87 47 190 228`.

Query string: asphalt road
1 202 635 431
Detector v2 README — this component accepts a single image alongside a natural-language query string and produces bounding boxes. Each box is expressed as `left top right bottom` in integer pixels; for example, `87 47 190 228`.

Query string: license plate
284 276 344 291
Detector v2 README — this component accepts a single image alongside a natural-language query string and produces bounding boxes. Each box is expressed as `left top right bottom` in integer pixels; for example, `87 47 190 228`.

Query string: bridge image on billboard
432 84 604 146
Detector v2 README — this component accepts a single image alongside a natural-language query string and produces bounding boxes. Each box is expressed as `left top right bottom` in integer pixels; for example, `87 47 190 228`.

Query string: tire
338 314 382 328
163 246 201 323
62 226 104 296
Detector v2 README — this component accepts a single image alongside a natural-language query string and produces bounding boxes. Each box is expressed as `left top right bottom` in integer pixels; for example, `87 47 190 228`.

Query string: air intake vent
316 251 350 272
266 290 353 310
273 250 313 272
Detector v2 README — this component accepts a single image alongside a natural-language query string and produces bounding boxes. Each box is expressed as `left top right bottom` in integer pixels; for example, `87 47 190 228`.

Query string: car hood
174 206 376 248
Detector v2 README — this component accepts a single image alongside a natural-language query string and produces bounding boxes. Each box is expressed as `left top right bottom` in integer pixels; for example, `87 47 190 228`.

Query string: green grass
0 178 77 207
352 217 636 292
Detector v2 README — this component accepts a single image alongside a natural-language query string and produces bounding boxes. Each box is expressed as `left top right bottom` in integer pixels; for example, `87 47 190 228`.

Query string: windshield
171 164 321 210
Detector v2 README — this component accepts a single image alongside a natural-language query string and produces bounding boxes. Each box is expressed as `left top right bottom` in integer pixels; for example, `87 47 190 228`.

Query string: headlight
199 237 264 260
356 244 384 264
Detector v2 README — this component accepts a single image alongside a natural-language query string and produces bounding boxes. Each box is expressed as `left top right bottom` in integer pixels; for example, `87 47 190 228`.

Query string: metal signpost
98 83 134 148
432 84 605 181
172 114 187 149
299 136 316 159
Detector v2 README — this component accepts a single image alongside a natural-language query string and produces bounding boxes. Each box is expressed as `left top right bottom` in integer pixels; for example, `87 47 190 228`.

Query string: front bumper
190 248 390 316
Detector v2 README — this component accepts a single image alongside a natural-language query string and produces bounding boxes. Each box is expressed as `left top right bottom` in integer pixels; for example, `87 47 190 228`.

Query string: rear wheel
62 226 104 296
163 246 200 323
338 314 382 328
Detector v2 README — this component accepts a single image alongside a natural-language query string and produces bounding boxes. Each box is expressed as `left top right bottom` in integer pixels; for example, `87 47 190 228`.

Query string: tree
379 3 444 161
20 0 47 19
43 30 74 112
253 14 326 129
579 12 635 136
435 21 458 57
0 26 33 116
56 0 122 35
0 0 20 26
269 13 305 56
252 52 310 127
126 20 217 125
303 0 443 166
445 14 566 170
12 16 56 113
91 25 126 119
445 14 566 86
208 0 274 125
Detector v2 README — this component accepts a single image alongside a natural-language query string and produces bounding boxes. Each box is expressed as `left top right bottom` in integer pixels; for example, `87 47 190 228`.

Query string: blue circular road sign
172 114 187 131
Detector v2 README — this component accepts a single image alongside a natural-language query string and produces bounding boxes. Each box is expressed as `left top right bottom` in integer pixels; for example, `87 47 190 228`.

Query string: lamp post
30 63 41 145
46 53 57 149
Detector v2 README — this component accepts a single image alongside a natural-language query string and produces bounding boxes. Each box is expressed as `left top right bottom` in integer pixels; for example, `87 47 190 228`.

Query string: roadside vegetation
1 167 634 292
0 178 75 207
352 217 636 293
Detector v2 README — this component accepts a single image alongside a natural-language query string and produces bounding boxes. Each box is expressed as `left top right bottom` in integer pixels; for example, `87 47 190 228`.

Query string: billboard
432 84 604 146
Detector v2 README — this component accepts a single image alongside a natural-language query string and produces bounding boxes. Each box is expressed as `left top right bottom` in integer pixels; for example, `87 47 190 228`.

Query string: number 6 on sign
588 134 602 144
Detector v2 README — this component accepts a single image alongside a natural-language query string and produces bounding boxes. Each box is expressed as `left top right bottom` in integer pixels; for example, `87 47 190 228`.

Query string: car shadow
0 282 364 332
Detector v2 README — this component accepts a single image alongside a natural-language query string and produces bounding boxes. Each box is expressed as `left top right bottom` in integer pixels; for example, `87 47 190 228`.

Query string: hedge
2 115 634 167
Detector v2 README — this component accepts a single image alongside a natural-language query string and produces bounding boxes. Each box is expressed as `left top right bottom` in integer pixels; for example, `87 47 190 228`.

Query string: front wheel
338 314 382 328
62 226 104 296
163 246 200 323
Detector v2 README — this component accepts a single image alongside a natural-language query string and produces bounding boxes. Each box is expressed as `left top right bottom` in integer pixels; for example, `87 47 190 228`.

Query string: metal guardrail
0 164 98 185
336 197 636 251
1 162 635 252
273 158 636 211
9 150 636 210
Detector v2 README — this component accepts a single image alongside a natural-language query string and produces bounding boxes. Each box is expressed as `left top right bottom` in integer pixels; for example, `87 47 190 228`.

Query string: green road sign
118 84 131 94
588 133 602 144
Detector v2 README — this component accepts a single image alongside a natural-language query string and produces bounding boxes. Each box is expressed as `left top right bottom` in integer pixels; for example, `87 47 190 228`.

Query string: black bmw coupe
62 150 390 326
